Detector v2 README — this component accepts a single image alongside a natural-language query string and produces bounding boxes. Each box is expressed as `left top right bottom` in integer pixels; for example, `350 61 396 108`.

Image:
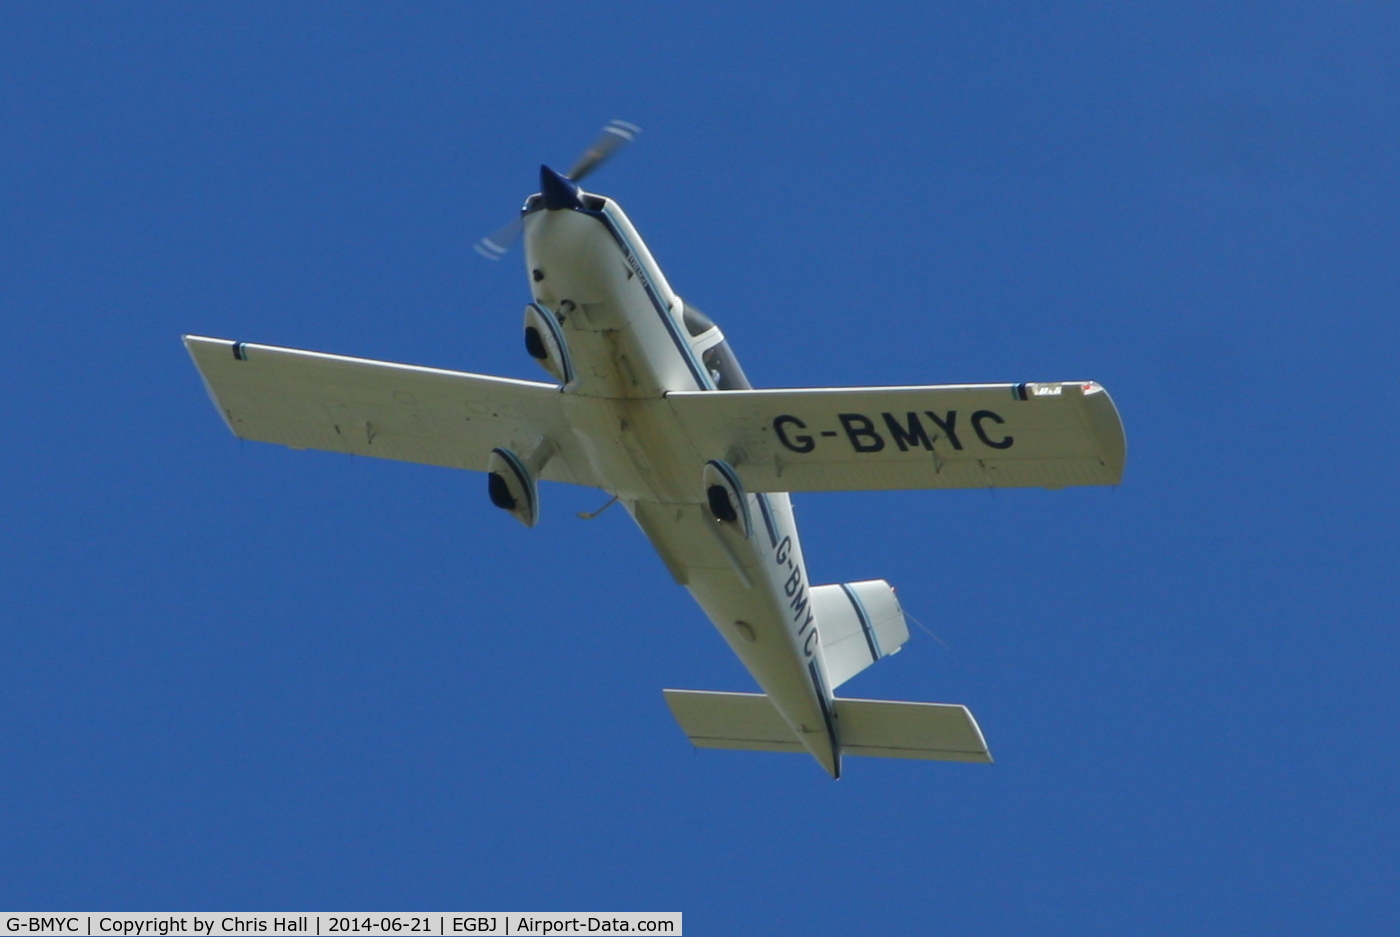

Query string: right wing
665 381 1125 493
184 335 599 487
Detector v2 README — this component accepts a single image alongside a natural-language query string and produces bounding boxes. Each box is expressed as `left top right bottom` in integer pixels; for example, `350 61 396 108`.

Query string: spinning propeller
474 119 641 261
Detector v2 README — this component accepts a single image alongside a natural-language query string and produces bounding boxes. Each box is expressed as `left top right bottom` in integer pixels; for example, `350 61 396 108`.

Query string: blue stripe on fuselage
808 659 841 779
756 493 779 548
533 204 714 391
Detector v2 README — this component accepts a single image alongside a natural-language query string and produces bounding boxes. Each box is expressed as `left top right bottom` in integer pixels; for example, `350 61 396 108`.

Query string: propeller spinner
474 120 641 261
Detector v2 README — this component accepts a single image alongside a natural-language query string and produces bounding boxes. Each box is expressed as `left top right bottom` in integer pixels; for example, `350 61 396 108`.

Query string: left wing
664 381 1125 492
184 335 599 487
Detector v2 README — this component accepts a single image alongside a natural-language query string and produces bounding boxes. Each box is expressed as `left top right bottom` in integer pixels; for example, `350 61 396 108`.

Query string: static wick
577 494 620 520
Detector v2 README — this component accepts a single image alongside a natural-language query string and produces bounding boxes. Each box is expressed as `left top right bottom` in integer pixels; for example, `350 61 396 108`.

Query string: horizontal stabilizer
663 688 806 754
836 697 992 762
663 689 991 763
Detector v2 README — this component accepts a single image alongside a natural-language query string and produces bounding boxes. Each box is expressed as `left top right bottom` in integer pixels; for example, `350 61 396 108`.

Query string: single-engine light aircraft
184 123 1126 778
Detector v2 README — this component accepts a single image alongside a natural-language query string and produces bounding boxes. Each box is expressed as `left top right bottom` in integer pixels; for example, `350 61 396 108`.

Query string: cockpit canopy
681 301 750 390
682 303 716 337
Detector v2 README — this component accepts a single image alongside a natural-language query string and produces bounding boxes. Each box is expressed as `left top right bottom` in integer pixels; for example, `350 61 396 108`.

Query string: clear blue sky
2 4 1396 932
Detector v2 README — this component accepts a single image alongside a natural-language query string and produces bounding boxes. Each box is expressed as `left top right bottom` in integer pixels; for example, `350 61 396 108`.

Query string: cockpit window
682 303 717 337
702 341 751 390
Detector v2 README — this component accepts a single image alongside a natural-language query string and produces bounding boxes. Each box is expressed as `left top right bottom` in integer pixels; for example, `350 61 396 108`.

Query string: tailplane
663 689 992 765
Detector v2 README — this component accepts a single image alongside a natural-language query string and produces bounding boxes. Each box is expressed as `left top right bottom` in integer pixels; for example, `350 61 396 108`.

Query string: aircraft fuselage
521 185 843 777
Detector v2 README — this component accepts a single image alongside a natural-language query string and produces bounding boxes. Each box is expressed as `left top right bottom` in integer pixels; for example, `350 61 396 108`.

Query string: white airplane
184 123 1125 778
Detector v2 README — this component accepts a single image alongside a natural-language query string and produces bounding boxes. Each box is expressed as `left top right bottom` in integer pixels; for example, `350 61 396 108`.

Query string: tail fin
811 580 909 689
663 689 992 764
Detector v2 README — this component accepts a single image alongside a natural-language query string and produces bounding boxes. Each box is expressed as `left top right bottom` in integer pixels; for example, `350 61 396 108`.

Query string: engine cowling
523 302 573 385
487 447 539 528
702 459 752 539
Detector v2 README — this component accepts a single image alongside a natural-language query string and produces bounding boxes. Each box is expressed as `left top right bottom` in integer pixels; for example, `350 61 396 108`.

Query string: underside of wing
665 381 1125 493
184 335 598 487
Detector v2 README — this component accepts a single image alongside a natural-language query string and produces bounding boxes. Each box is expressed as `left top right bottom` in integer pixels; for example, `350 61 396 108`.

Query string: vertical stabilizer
811 580 910 689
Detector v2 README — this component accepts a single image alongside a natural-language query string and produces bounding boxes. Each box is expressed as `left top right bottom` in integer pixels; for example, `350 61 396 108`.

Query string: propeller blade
567 119 641 183
474 120 641 263
473 216 524 261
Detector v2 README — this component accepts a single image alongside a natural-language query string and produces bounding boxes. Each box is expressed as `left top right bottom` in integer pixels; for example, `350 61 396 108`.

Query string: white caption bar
2 916 681 937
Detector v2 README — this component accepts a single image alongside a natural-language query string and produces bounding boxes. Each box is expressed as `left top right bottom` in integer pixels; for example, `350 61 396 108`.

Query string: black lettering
882 412 934 451
924 410 964 450
803 624 819 656
790 589 810 620
784 567 802 597
838 413 885 452
774 415 815 453
775 536 792 565
971 410 1013 449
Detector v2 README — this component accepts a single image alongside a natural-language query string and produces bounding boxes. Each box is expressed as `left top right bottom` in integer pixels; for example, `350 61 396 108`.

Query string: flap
184 335 598 487
664 381 1125 493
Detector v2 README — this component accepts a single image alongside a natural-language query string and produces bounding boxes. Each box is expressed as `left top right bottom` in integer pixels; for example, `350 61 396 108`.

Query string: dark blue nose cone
540 164 583 211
